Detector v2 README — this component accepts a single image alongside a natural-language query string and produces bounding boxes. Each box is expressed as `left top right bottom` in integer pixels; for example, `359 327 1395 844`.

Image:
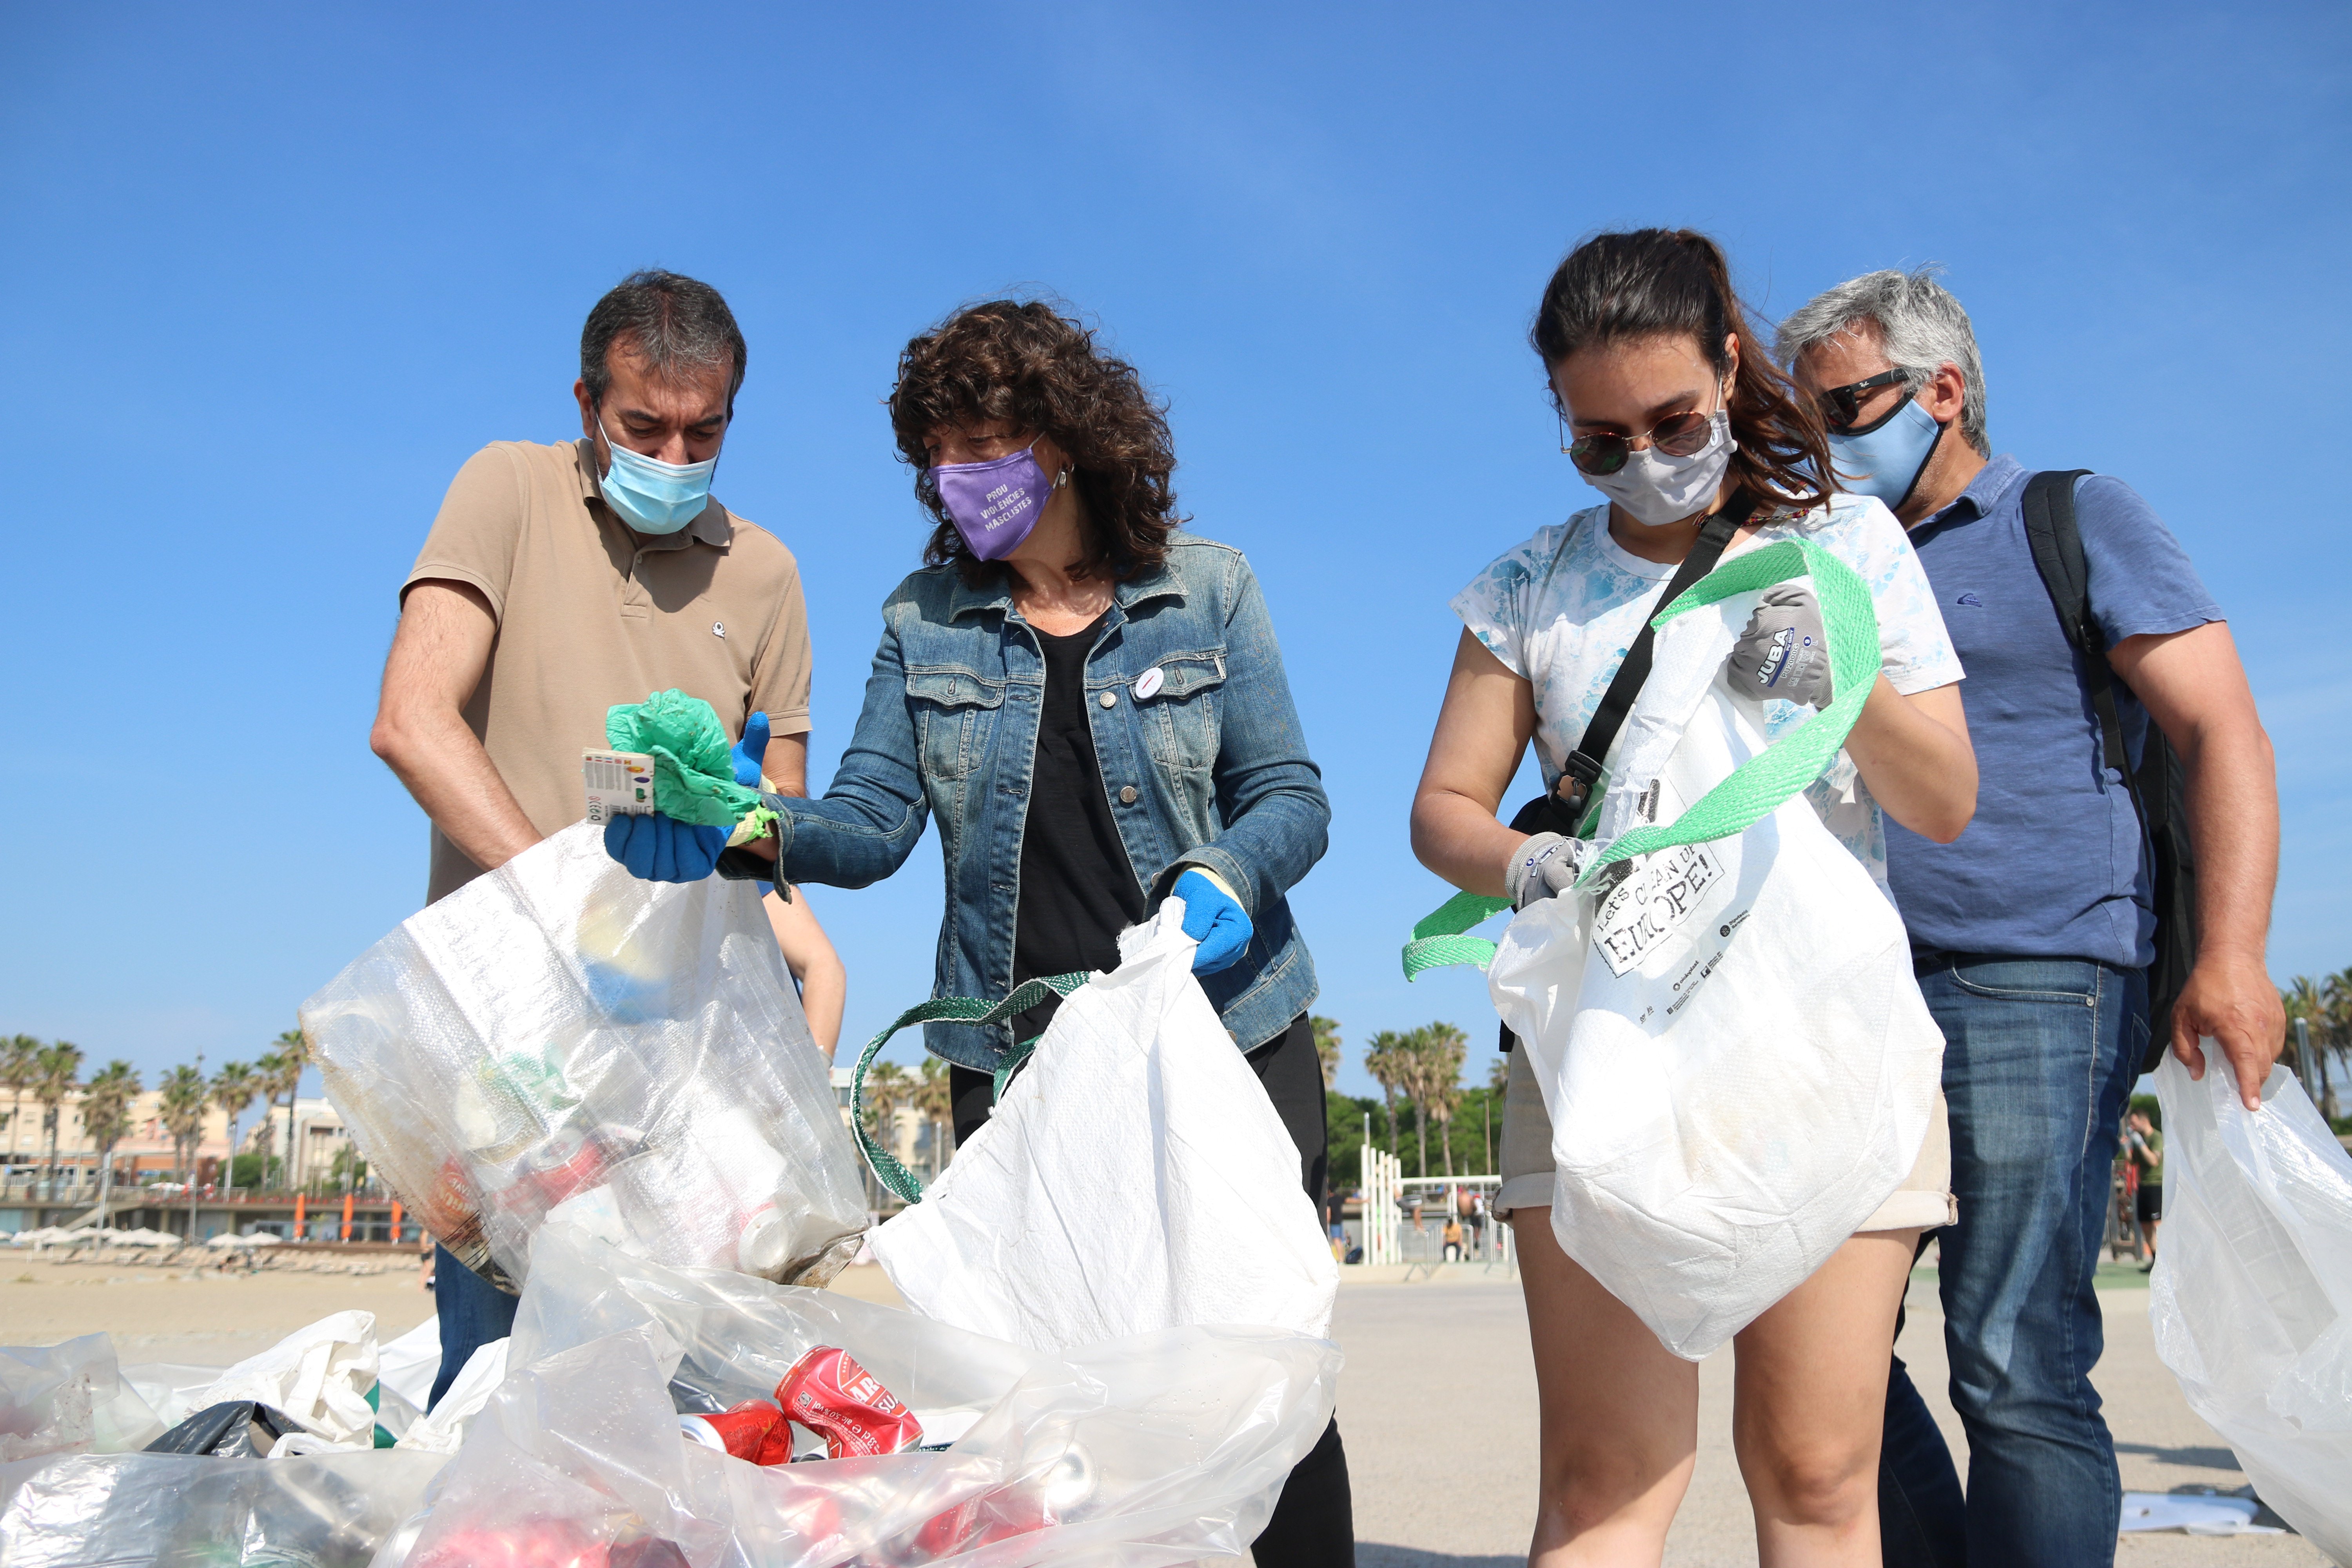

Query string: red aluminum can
775 1347 923 1459
677 1399 788 1464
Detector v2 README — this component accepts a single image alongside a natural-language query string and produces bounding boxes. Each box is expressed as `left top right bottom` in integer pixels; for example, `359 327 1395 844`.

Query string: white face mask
1586 408 1738 527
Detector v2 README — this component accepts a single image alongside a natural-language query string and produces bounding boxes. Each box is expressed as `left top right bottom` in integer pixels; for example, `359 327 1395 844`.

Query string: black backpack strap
2021 470 2145 826
1535 489 1759 834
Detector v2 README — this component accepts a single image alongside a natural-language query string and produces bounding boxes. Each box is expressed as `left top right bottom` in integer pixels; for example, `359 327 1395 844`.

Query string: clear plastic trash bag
0 1335 163 1461
389 1222 1340 1566
2151 1049 2352 1561
0 1448 447 1567
302 822 866 1292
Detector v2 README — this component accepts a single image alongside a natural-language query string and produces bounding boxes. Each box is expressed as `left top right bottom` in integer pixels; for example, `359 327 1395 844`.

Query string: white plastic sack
395 1337 508 1455
2151 1049 2352 1560
389 1222 1339 1567
869 900 1339 1350
197 1308 381 1446
0 1448 446 1567
1488 543 1943 1359
373 1316 440 1441
302 822 866 1292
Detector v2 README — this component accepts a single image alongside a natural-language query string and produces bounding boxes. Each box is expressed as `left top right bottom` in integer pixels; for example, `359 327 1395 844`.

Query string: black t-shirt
1012 614 1147 1042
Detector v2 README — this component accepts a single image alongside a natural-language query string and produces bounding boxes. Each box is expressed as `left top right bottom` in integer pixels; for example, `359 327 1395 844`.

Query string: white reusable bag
302 822 866 1293
1485 541 1943 1358
864 900 1339 1350
2151 1049 2352 1560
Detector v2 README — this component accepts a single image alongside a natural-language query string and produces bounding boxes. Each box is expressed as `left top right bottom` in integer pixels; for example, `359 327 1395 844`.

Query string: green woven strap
849 972 1090 1204
1401 889 1512 981
1396 539 1880 976
1579 539 1880 882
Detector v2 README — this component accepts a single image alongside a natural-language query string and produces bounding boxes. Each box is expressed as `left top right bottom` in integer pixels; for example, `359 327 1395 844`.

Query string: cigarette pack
582 749 657 824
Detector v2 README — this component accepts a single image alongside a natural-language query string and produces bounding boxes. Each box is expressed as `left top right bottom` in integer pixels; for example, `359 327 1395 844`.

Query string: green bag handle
849 972 1091 1204
1401 539 1880 976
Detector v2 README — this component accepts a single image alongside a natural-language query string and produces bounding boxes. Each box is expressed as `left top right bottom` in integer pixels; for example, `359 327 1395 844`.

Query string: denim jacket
720 531 1328 1071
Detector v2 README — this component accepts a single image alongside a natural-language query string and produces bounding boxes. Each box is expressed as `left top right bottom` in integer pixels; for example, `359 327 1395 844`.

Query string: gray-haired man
1779 270 2280 1566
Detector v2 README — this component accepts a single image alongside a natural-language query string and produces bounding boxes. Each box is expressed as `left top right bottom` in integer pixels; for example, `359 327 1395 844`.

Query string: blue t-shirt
1884 456 2220 967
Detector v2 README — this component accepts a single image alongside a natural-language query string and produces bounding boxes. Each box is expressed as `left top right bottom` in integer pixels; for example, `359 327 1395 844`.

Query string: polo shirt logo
1955 592 1983 608
712 621 726 637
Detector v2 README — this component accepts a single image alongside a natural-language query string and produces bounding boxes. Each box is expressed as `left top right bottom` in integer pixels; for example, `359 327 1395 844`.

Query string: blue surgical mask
1828 396 1943 509
597 418 718 535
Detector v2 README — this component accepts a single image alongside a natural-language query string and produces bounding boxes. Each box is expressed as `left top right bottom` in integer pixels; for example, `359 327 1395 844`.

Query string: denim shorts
1494 1040 1955 1231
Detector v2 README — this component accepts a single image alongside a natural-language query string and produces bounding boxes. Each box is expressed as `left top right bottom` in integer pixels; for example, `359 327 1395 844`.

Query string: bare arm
370 580 541 873
2109 620 2281 1109
1410 631 1538 897
763 885 845 1058
1841 679 1976 844
760 734 809 799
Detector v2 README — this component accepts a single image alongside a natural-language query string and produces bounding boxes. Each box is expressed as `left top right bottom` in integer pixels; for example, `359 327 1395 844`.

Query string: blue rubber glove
1174 868 1252 975
729 711 779 896
603 812 726 883
731 711 771 789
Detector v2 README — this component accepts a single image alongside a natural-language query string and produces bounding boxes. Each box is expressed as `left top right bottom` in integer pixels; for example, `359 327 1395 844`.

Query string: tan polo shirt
403 438 812 905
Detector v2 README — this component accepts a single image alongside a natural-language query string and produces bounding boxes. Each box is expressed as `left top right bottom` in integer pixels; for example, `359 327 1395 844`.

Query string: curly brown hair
1531 229 1835 514
888 299 1180 584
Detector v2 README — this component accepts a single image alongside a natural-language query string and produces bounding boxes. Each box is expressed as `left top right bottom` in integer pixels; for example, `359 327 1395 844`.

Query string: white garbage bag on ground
196 1309 381 1446
372 1316 439 1441
388 1222 1338 1566
2152 1049 2352 1561
869 900 1339 1351
0 1448 446 1567
1486 542 1943 1359
302 822 866 1292
394 1338 508 1455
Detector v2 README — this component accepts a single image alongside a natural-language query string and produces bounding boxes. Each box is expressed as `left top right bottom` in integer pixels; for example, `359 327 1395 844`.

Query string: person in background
2125 1111 2163 1269
1780 266 2281 1568
370 270 843 1408
1413 228 1975 1565
604 298 1351 1564
1441 1214 1464 1262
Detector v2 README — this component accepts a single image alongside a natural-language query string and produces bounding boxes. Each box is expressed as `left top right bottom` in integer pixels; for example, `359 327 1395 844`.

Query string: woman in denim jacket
710 299 1347 1559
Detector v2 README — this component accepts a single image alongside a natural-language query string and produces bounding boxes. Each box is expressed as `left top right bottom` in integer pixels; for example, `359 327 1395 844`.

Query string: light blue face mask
597 417 718 535
1828 395 1943 509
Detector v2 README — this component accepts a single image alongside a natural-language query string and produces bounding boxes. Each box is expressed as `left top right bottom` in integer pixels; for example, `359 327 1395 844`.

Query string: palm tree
81 1062 141 1226
1393 1036 1438 1178
2 1035 38 1176
211 1062 257 1193
2284 977 2327 1113
1310 1016 1343 1090
1417 1023 1468 1179
157 1064 208 1239
34 1043 83 1200
913 1057 955 1181
1363 1031 1412 1162
258 1029 307 1192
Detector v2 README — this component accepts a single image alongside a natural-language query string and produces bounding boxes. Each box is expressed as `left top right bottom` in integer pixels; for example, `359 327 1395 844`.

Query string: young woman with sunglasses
1410 230 1978 1565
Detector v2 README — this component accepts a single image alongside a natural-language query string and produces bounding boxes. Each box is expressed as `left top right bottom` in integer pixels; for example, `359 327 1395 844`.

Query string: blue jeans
428 1245 517 1411
1879 956 2145 1568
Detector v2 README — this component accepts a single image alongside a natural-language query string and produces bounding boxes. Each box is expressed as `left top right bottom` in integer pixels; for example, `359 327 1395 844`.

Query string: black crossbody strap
2021 470 2146 827
1540 490 1759 831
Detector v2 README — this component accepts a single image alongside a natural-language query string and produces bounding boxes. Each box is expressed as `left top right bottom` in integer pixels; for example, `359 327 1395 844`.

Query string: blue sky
2 2 2345 1106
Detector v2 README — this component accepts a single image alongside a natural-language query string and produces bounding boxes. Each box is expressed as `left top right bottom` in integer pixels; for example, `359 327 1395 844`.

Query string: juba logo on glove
1593 844 1723 978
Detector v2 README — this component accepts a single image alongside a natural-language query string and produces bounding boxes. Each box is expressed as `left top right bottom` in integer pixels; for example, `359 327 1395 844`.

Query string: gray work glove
1505 832 1592 911
1726 583 1834 708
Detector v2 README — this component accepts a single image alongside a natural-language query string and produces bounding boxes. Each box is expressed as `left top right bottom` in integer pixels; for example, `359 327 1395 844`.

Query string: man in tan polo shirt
369 269 839 1408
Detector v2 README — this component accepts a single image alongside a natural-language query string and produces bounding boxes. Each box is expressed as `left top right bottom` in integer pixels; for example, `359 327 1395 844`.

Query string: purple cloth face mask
930 441 1059 561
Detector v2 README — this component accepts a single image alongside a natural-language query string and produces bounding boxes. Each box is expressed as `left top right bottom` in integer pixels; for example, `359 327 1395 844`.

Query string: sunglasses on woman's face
1559 408 1717 477
1815 368 1919 435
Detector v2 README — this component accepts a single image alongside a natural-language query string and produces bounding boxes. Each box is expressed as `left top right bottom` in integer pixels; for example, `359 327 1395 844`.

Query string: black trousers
951 1011 1354 1566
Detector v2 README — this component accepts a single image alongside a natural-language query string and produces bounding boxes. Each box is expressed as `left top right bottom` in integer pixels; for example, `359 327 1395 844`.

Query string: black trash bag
145 1400 309 1457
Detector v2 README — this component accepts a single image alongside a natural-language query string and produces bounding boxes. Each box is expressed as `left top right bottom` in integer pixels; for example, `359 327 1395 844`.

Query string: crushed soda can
676 1399 791 1466
775 1347 922 1459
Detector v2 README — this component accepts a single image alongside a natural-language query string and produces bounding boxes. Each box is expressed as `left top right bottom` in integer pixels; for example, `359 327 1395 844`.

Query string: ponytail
1531 229 1833 512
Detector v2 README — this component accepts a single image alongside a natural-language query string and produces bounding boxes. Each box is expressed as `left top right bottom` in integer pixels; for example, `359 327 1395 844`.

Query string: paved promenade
1334 1264 2325 1566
